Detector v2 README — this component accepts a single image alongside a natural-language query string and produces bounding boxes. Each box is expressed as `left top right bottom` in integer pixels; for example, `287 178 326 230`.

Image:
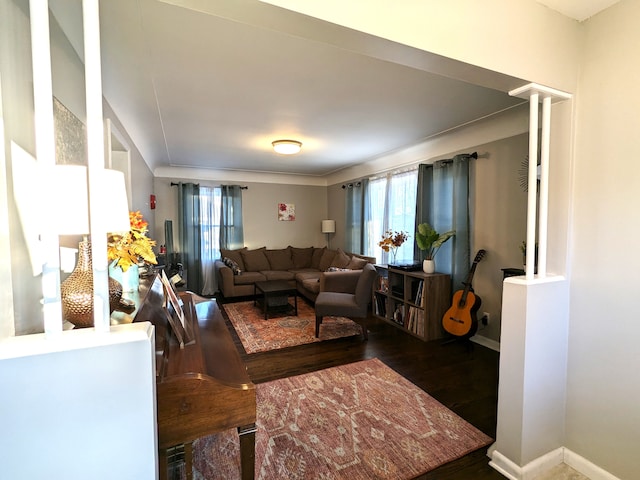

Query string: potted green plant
415 223 455 273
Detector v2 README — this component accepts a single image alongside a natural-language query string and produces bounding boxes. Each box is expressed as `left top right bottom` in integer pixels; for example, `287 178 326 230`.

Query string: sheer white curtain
364 169 418 264
199 186 221 295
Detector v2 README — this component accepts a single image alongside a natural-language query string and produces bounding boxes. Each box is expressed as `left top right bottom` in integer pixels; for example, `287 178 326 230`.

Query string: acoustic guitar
442 249 486 337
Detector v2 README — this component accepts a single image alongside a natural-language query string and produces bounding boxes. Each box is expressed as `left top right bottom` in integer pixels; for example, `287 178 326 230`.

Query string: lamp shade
48 165 90 235
94 169 131 234
321 220 336 234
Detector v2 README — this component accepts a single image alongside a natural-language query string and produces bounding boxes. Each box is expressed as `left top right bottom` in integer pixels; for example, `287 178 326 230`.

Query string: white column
83 0 110 332
537 96 552 278
30 0 63 335
526 93 539 280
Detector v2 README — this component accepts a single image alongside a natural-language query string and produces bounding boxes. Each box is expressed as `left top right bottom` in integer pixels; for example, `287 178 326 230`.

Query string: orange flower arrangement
378 230 409 262
107 211 157 271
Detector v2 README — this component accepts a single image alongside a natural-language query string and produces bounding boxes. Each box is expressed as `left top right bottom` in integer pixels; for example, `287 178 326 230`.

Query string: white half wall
0 323 157 479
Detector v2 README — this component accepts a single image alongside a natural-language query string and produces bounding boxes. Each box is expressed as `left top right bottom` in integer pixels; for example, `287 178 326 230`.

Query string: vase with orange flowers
378 229 409 264
108 211 157 291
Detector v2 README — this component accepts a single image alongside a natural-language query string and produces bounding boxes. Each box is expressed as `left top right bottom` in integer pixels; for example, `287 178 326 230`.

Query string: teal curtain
177 183 203 294
344 180 367 254
414 155 471 289
220 185 244 250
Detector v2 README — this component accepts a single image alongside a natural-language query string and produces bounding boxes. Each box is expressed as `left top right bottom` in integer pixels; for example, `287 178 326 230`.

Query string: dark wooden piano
130 275 256 479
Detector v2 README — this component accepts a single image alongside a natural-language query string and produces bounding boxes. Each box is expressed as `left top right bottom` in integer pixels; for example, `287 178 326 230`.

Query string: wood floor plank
219 297 504 480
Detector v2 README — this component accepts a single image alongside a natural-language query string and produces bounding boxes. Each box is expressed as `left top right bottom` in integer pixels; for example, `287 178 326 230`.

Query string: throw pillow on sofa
240 247 271 272
221 247 247 271
346 256 368 270
222 257 242 275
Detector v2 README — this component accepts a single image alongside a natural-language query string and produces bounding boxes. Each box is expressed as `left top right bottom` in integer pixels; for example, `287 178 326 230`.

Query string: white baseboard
488 447 621 480
564 449 621 480
488 448 564 480
470 334 500 352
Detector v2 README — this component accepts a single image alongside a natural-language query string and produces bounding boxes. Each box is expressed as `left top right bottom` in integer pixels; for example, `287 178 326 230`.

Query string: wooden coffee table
254 280 298 320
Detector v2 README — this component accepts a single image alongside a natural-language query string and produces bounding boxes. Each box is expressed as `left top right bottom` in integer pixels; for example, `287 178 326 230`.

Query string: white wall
0 323 157 479
566 1 640 478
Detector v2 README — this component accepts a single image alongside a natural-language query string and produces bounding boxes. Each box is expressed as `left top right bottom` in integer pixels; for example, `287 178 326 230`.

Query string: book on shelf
374 292 387 317
377 276 389 293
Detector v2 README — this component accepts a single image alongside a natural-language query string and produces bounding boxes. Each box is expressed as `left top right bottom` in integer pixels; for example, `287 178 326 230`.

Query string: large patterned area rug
222 300 363 354
189 358 493 479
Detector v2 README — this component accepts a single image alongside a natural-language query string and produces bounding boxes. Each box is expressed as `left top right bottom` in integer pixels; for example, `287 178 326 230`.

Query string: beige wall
153 177 328 251
328 131 529 344
565 1 640 477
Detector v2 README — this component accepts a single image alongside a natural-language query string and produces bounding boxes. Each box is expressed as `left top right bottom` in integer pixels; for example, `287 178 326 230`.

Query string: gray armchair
314 263 378 340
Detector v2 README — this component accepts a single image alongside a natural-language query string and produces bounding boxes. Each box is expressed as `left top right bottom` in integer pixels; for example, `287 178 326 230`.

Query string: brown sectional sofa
214 246 376 302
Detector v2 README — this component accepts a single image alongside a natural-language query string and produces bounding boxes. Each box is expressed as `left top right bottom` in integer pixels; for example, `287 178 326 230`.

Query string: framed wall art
278 203 295 221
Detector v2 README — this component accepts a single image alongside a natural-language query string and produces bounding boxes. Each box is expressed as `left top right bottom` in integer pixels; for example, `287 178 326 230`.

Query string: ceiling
47 0 618 180
537 0 621 21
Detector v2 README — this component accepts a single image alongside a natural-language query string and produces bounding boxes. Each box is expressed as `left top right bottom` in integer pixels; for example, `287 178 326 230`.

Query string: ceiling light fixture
272 139 302 155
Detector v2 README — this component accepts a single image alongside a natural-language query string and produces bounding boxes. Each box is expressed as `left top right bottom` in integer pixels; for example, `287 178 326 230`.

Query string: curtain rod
436 151 484 165
170 182 248 189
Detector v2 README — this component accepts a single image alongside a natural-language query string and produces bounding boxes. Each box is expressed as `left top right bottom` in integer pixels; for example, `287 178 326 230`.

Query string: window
199 186 221 295
364 169 418 264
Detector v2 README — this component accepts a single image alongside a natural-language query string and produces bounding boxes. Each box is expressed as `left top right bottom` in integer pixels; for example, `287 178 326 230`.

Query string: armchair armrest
319 270 361 294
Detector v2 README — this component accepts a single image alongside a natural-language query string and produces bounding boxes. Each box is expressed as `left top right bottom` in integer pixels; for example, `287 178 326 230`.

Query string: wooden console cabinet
373 266 450 341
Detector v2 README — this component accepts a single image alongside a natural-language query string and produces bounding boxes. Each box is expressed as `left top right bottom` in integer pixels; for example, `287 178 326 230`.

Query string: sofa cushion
311 247 325 270
222 256 242 275
290 246 314 269
318 249 337 271
346 256 368 270
220 247 247 271
233 271 266 285
265 248 294 270
240 247 270 272
330 248 351 269
262 270 295 281
294 271 322 283
301 277 321 294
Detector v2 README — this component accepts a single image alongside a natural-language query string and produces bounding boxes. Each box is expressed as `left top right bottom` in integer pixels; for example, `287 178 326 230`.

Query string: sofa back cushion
290 246 314 269
311 247 325 269
330 248 351 269
265 248 294 270
318 249 337 271
220 247 247 271
240 247 270 272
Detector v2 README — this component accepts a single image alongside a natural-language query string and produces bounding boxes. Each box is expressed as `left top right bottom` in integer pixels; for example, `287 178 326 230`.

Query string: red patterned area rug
222 300 363 354
189 358 493 479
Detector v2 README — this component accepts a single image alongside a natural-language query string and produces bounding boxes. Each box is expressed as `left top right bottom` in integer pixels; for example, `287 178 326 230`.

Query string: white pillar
490 83 573 479
30 0 63 335
82 0 110 332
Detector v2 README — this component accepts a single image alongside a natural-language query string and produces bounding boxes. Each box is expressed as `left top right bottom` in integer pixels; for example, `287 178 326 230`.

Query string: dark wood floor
219 296 505 480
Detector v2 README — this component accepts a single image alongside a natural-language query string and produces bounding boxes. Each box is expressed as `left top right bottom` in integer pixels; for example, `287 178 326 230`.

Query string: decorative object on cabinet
58 167 131 328
61 239 123 328
415 222 455 273
373 265 450 341
378 229 409 264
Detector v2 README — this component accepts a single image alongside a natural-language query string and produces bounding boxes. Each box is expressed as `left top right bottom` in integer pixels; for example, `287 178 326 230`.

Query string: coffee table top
255 280 297 295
